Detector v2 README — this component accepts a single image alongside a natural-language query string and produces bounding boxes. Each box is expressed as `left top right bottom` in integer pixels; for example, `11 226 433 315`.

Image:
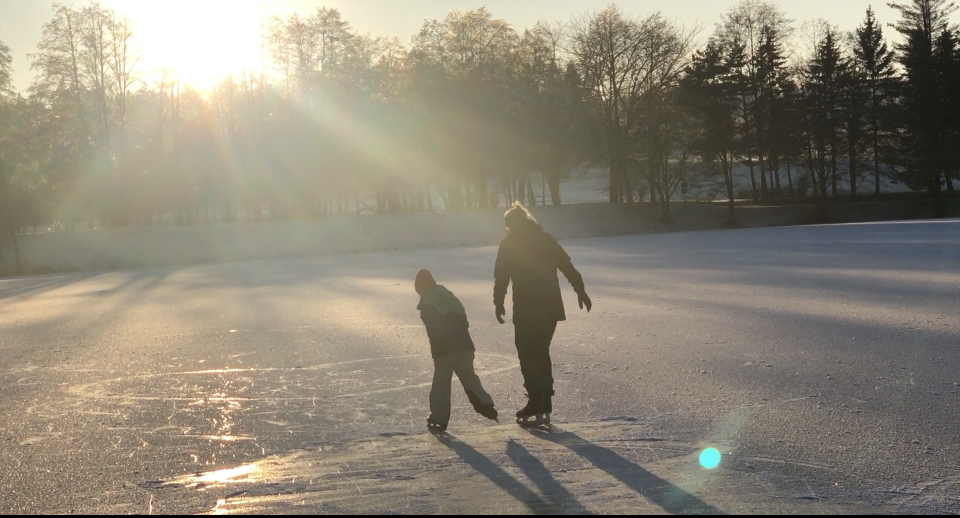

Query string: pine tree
680 39 745 220
934 29 960 191
840 46 869 198
854 7 898 195
0 39 11 98
753 25 794 199
716 0 793 201
888 0 959 204
800 28 846 197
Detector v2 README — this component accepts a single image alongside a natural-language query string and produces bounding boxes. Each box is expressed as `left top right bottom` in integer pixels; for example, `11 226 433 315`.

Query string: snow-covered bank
7 193 954 275
1 203 819 275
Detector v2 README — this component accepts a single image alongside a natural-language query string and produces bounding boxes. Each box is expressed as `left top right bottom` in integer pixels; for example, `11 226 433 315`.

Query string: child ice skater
415 268 498 432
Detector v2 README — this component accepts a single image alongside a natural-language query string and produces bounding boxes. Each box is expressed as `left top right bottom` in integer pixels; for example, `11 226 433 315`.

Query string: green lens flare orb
699 448 721 469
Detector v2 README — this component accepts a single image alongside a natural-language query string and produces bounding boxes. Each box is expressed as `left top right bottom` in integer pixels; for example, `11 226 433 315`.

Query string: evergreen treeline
0 0 958 246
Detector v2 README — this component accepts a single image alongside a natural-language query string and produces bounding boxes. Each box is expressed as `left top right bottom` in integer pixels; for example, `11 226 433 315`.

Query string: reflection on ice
190 464 261 489
142 453 312 515
144 462 261 491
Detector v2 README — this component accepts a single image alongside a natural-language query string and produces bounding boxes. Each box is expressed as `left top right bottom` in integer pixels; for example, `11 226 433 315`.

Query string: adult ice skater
493 202 591 426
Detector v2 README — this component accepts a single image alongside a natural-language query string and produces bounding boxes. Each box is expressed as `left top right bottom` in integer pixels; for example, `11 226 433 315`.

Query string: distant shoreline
2 197 958 277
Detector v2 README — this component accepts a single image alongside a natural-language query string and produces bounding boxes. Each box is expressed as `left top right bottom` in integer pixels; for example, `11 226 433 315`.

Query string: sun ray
104 0 267 89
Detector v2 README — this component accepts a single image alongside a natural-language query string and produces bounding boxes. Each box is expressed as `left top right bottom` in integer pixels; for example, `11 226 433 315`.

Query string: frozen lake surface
0 219 958 513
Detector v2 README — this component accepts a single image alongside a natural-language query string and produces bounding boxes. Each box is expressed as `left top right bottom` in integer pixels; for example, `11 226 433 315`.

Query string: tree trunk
723 151 736 213
930 174 944 218
387 189 402 213
874 138 882 196
786 157 795 199
547 167 561 206
622 166 633 204
659 179 672 223
758 154 769 200
830 151 838 196
747 152 758 201
6 228 22 272
772 156 782 197
477 178 488 209
527 174 536 206
541 172 546 205
609 149 623 203
439 189 449 212
817 142 828 198
849 152 858 198
447 181 463 210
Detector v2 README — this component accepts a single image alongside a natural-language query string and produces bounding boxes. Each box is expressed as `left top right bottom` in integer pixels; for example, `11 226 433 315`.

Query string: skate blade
515 414 550 427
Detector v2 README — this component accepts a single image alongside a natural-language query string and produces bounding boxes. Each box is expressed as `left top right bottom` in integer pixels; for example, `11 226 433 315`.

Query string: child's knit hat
415 268 437 294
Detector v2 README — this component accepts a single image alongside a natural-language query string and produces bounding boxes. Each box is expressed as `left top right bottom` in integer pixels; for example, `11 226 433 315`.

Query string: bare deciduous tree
569 6 697 203
716 0 793 200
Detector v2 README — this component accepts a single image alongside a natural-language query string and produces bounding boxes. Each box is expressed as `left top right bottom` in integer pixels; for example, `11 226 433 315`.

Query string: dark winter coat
417 285 475 359
493 219 586 323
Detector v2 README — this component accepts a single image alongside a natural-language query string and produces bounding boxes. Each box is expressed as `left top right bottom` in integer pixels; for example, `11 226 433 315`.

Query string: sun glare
108 0 267 90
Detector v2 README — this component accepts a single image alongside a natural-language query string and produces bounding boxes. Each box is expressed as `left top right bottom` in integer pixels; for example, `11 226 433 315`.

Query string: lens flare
699 447 721 469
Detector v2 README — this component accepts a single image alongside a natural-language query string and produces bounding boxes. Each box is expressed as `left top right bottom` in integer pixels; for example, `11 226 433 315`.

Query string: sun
107 0 267 90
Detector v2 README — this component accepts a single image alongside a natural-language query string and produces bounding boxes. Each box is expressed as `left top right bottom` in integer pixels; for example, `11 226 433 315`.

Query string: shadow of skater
505 439 592 515
527 427 724 515
434 433 563 515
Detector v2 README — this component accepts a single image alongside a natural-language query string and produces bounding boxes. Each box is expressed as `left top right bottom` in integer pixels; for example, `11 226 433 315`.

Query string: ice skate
515 396 550 427
466 390 499 422
427 417 447 434
478 404 499 423
516 412 549 427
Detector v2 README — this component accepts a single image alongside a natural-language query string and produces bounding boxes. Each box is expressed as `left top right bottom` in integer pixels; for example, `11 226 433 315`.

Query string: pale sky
0 0 953 92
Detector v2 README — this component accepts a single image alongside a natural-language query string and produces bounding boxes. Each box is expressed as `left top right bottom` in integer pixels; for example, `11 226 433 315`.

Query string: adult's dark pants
514 318 559 399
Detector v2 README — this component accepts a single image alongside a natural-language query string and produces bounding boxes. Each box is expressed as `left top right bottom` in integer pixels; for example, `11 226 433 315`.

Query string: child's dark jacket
417 285 475 359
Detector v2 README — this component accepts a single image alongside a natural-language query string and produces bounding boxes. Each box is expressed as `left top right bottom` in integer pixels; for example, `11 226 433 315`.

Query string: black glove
495 304 506 324
577 290 592 312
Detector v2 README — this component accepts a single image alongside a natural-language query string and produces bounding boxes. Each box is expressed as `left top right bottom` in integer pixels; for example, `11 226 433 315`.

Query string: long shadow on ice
434 432 565 515
527 427 724 515
505 439 591 515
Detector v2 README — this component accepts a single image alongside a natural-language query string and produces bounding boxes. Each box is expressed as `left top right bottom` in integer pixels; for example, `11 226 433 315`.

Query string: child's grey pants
430 351 493 425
